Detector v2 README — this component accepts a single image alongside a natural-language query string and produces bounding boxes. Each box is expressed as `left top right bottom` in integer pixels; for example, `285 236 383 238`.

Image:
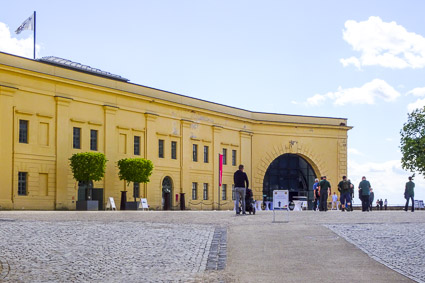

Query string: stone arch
253 141 327 193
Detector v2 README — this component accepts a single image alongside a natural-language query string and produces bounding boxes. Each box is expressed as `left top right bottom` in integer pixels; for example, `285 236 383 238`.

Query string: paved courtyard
0 210 423 282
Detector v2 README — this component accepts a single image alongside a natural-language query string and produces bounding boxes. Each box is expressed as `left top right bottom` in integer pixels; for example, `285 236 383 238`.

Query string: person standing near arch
318 176 331 211
234 164 249 215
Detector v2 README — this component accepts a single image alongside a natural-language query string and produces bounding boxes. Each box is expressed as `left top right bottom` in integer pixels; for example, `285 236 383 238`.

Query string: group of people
233 163 417 214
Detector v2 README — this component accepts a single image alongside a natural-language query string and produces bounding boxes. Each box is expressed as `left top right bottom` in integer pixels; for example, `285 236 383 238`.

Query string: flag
15 13 35 34
219 154 223 186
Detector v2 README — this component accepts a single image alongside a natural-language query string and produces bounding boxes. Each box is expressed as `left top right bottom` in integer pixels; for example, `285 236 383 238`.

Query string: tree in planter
117 158 154 203
69 152 108 201
400 107 425 175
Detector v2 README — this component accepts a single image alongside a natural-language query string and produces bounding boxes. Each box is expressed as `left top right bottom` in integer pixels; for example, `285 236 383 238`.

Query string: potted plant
69 152 107 210
117 158 154 210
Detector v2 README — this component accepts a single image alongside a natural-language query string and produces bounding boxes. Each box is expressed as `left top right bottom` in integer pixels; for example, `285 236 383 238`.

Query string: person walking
234 164 249 215
379 199 383 210
384 199 388 210
358 176 371 212
331 192 338 210
348 179 354 211
313 178 320 211
338 176 352 212
369 188 374 211
318 176 331 211
404 176 415 212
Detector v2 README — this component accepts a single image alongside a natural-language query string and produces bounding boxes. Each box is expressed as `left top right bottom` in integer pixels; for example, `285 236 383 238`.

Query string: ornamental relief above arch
253 140 327 192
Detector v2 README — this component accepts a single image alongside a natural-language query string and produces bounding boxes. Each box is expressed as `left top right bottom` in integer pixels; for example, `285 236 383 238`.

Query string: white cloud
407 87 425 97
348 148 364 156
0 22 39 58
385 138 393 142
341 16 425 69
348 159 425 205
305 79 400 106
407 98 425 112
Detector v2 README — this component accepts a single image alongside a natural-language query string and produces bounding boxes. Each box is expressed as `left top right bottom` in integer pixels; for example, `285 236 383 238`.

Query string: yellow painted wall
0 52 350 210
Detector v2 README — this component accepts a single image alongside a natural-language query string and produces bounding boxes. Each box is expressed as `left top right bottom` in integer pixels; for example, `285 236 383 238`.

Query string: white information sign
138 198 149 210
273 190 289 209
106 197 116 210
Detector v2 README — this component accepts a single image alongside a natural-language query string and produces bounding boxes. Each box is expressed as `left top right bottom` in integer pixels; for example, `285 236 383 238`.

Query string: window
158 139 164 158
19 120 28 143
232 150 237 166
171 141 177 159
222 148 227 165
192 182 198 200
203 183 208 200
134 136 141 155
73 127 81 149
232 185 235 200
18 172 27 196
133 182 140 199
90 129 98 151
222 184 227 200
193 144 198 162
204 146 209 163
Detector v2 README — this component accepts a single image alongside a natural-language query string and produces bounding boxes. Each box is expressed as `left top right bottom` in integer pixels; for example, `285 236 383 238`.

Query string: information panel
273 190 289 209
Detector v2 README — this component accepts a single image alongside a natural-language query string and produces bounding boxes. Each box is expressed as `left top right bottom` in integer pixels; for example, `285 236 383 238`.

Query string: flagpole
33 11 36 59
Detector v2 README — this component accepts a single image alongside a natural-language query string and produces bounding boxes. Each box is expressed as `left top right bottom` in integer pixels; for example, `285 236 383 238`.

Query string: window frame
158 139 164 158
203 183 208 200
192 182 198 200
19 119 29 144
222 148 227 165
203 146 209 163
193 144 198 162
73 127 81 149
232 150 237 166
18 172 27 196
90 129 98 151
171 141 177 160
134 136 141 156
222 184 227 200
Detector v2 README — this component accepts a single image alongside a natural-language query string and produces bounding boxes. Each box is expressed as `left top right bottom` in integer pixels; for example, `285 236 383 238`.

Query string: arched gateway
263 154 317 209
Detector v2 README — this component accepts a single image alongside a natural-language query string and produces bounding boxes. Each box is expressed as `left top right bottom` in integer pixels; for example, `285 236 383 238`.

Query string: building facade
0 52 351 210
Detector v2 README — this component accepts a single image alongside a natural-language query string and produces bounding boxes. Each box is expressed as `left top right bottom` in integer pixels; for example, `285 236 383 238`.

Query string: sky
1 0 425 205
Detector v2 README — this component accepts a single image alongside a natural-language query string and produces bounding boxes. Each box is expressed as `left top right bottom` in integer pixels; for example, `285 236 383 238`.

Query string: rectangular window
203 183 208 200
73 127 81 149
134 136 141 155
158 139 164 158
222 184 227 201
171 141 177 159
19 120 28 143
18 172 27 196
192 182 198 200
133 182 140 199
193 144 198 162
222 148 227 165
204 146 209 163
232 150 237 166
90 129 98 151
232 185 235 200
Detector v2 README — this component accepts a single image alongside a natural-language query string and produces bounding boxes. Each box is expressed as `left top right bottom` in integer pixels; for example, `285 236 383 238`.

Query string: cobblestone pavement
326 222 425 283
0 219 218 282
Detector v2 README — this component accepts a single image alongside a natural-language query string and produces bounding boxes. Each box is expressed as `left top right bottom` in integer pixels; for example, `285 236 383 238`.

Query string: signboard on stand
106 197 116 211
138 198 149 210
272 190 289 223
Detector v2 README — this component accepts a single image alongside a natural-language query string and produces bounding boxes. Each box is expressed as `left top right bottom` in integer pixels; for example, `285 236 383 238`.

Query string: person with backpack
338 176 352 211
358 176 371 212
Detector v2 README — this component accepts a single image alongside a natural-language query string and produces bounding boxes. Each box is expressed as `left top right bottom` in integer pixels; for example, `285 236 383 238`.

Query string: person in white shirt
331 192 338 210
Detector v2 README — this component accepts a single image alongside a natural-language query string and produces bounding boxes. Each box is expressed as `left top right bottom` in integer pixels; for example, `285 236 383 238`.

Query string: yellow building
0 52 351 210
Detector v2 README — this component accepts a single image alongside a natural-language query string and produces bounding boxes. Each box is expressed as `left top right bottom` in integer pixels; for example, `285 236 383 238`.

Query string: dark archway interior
263 154 317 209
162 176 173 210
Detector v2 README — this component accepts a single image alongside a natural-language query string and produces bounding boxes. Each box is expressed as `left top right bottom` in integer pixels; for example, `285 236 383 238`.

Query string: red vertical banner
219 154 223 187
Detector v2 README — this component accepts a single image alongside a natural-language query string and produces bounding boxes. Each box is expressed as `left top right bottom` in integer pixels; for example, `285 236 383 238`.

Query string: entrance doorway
162 176 173 210
263 154 317 209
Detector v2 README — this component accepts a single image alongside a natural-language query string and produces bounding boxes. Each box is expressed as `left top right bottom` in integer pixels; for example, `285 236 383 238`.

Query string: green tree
400 108 425 175
69 152 108 200
117 158 154 200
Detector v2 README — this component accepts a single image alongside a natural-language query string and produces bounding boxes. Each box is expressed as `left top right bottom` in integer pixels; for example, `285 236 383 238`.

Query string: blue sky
2 0 425 205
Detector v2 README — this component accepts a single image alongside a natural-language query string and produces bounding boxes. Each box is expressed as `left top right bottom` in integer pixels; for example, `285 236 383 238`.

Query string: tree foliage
69 152 108 182
400 108 425 175
117 158 154 185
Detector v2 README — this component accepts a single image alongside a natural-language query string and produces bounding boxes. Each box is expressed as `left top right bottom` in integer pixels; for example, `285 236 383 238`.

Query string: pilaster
104 105 119 208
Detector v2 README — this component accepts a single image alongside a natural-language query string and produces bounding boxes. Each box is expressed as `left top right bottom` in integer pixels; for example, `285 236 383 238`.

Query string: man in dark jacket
404 176 415 212
337 176 352 211
234 164 249 215
318 176 331 211
358 176 371 212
